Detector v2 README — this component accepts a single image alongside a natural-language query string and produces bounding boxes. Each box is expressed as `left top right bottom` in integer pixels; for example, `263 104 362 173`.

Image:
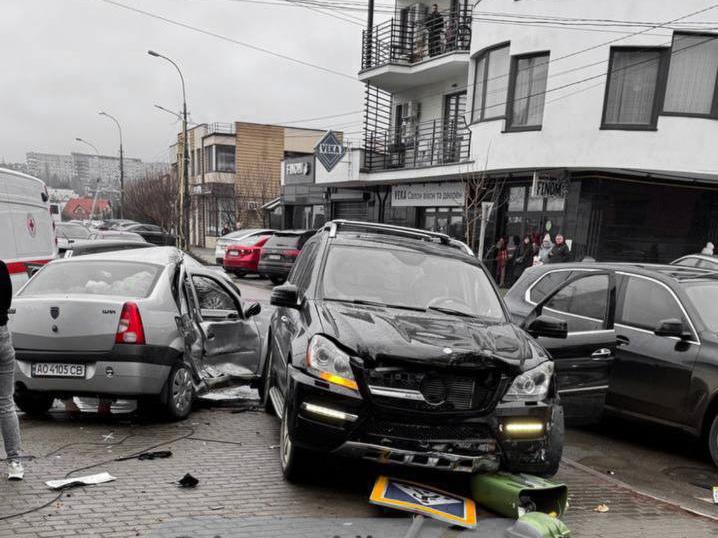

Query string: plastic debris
178 473 199 488
46 472 116 490
116 450 172 462
593 504 609 513
713 486 718 504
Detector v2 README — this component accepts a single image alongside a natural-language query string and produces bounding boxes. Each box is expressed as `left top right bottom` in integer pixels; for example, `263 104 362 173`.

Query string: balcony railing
206 122 236 136
363 117 471 171
361 8 472 71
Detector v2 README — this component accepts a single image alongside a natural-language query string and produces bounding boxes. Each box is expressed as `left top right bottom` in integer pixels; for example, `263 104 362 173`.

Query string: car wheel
270 276 285 285
260 344 276 415
708 413 718 466
162 365 194 420
13 391 54 415
234 271 246 278
536 407 564 477
280 405 309 482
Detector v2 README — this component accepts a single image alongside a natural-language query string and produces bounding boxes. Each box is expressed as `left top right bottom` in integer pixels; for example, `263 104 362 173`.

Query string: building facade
312 0 718 263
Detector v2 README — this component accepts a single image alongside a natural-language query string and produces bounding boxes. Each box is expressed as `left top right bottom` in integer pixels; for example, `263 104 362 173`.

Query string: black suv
260 221 620 481
258 230 315 285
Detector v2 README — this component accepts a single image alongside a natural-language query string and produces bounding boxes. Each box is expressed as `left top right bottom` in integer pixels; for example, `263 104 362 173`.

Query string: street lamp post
148 50 190 250
99 112 124 219
75 137 102 221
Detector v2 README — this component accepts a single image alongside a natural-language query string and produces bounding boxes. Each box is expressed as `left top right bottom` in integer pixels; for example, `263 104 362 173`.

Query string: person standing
425 4 444 57
538 233 553 264
702 242 714 255
547 233 570 264
513 235 534 282
0 260 23 480
496 238 508 288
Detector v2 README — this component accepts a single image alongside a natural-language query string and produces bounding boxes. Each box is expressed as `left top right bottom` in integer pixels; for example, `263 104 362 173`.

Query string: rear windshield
58 224 92 240
225 229 262 239
265 234 303 249
20 261 161 299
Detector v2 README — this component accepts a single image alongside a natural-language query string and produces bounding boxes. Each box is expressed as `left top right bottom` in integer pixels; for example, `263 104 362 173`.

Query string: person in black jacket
425 4 444 57
0 260 24 480
547 233 570 264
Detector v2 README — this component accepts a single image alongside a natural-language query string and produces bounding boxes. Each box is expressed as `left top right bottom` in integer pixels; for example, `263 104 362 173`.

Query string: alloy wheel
280 410 292 471
172 367 192 415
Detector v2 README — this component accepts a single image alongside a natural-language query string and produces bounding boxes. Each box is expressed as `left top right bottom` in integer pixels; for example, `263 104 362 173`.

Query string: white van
0 168 57 292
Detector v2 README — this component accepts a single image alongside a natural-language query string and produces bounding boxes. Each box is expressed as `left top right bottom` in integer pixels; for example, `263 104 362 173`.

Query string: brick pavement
1 405 716 538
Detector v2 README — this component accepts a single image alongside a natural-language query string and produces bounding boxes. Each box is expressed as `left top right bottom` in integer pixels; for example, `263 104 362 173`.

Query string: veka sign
315 131 346 172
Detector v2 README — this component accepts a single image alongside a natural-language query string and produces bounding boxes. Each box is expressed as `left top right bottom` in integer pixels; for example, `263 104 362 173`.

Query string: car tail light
283 249 300 258
115 302 146 344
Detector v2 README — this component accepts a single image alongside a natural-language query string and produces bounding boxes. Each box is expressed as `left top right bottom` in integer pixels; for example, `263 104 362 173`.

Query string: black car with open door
259 221 618 481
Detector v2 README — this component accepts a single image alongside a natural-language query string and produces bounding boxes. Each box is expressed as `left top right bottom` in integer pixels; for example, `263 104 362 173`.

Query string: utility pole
148 50 190 250
99 112 124 219
75 137 102 221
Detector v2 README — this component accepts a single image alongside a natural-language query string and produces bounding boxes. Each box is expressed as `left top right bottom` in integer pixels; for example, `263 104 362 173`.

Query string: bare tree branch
123 174 177 231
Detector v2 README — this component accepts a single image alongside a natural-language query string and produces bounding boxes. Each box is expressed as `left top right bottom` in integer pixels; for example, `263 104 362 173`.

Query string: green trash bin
505 512 571 538
471 472 568 519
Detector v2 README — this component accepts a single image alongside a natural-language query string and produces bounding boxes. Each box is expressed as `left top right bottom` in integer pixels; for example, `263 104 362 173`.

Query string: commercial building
307 0 718 263
170 122 327 247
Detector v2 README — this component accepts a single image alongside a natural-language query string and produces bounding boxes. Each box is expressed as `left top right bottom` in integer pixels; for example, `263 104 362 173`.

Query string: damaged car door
522 271 617 425
184 269 262 382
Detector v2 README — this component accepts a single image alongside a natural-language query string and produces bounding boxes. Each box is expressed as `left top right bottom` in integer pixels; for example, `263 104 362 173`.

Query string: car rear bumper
224 258 259 272
14 344 180 397
257 261 292 277
285 366 559 473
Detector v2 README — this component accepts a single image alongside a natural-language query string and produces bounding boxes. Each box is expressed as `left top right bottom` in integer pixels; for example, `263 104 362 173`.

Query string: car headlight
503 361 553 402
306 335 358 391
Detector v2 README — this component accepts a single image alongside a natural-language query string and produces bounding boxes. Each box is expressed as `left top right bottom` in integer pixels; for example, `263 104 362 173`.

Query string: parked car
118 223 176 246
223 234 273 277
60 239 154 258
96 219 137 230
90 230 147 243
8 246 263 420
56 222 93 250
257 230 315 285
672 254 718 270
0 168 57 290
214 229 275 264
260 220 620 481
504 262 718 466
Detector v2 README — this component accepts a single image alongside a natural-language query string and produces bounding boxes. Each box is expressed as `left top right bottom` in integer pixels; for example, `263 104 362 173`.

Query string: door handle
616 335 630 347
591 348 613 359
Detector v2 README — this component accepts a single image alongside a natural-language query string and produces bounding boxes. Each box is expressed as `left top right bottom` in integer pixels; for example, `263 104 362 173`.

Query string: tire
160 365 194 421
707 413 718 467
13 391 54 415
279 404 310 482
270 276 286 285
505 406 564 478
234 271 246 278
260 343 276 415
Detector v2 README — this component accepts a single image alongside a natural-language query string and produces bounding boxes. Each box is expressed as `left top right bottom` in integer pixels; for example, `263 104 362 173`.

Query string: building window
215 145 236 173
602 48 666 129
663 33 718 117
507 52 550 131
471 44 510 123
204 146 214 172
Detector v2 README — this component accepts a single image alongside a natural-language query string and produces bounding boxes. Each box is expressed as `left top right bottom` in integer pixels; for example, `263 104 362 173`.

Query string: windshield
684 282 718 332
20 261 161 298
321 245 505 320
57 223 91 240
225 229 262 239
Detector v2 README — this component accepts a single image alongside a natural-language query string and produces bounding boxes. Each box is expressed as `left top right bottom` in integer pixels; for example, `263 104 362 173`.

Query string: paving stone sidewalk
1 405 716 538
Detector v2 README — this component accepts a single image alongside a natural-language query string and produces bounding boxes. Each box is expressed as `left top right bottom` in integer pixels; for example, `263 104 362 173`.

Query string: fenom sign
315 131 346 172
392 182 465 207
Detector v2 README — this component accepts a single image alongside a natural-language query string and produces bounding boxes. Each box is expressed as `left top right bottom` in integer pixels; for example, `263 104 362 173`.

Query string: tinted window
674 257 699 267
322 245 505 320
684 282 718 332
265 234 302 249
21 261 160 298
57 224 92 240
192 275 238 313
290 240 319 293
529 270 575 303
618 276 685 331
544 274 608 332
697 258 718 270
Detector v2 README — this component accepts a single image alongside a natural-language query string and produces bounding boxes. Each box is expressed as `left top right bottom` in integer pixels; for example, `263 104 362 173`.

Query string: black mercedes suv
260 221 620 481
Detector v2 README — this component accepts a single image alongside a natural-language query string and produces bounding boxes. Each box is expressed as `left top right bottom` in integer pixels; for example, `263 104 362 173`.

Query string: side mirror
244 302 261 318
270 284 300 309
654 318 686 339
527 315 568 339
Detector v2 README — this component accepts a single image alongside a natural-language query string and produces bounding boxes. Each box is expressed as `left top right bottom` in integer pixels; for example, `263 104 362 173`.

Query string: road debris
46 472 116 490
593 504 609 513
115 450 173 462
178 473 199 488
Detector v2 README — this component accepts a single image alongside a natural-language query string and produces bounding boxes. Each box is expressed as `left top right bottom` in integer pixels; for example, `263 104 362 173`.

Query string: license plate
31 363 86 378
268 254 281 260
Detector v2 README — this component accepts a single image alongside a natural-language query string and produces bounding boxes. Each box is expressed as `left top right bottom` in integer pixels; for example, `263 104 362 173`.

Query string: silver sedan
8 247 264 419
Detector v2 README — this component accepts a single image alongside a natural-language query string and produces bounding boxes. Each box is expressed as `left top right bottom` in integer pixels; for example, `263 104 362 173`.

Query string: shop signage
315 131 345 172
284 155 315 185
531 171 569 199
391 182 465 208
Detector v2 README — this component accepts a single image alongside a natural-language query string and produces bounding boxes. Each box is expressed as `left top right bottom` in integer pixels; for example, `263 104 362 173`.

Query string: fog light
301 402 358 422
105 367 114 378
501 421 545 437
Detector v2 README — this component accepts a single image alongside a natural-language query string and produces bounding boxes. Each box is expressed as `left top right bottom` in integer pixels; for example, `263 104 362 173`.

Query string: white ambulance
0 168 57 292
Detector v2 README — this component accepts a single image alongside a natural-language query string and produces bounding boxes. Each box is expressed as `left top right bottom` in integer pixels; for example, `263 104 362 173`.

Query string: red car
223 234 273 277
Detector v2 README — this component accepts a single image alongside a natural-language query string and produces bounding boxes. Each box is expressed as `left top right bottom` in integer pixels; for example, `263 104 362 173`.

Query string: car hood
315 301 539 373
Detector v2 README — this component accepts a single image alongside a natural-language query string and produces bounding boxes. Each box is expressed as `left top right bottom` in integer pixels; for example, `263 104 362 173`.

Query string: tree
123 173 177 231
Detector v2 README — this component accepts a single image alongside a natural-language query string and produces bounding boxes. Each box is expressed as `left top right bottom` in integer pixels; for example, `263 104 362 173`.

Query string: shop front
281 155 328 230
389 181 466 240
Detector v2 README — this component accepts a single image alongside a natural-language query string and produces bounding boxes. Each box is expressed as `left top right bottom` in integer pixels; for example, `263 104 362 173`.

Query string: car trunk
10 297 126 351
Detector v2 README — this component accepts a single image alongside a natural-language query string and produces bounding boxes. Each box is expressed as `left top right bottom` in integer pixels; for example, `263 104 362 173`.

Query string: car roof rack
324 220 452 247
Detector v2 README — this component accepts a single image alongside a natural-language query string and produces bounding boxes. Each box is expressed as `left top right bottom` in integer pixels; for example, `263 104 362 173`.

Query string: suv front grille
361 418 492 442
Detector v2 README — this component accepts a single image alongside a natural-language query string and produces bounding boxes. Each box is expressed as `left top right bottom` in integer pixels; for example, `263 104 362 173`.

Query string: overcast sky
0 0 377 163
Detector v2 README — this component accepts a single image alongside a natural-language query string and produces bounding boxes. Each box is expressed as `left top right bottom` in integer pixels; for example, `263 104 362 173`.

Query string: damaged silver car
8 246 264 419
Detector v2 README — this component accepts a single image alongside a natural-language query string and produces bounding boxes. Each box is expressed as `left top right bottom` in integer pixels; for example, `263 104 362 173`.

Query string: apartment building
171 121 326 247
313 0 718 263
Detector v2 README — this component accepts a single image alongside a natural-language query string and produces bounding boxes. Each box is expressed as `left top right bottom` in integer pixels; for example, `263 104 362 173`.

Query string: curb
561 457 718 522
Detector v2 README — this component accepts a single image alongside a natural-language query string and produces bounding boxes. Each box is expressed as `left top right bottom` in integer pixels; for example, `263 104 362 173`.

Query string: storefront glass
290 204 326 230
420 207 465 240
506 184 565 242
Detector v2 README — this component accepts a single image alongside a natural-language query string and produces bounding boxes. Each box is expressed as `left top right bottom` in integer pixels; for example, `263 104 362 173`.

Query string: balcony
363 117 471 172
360 8 471 92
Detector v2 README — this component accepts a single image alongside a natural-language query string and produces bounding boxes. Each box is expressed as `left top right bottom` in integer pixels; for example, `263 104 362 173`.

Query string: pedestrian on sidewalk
701 241 714 255
547 233 570 264
0 260 24 480
537 233 553 264
513 235 534 282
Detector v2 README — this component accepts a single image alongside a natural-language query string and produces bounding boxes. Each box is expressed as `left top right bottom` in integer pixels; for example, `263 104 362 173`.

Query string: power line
97 0 358 81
